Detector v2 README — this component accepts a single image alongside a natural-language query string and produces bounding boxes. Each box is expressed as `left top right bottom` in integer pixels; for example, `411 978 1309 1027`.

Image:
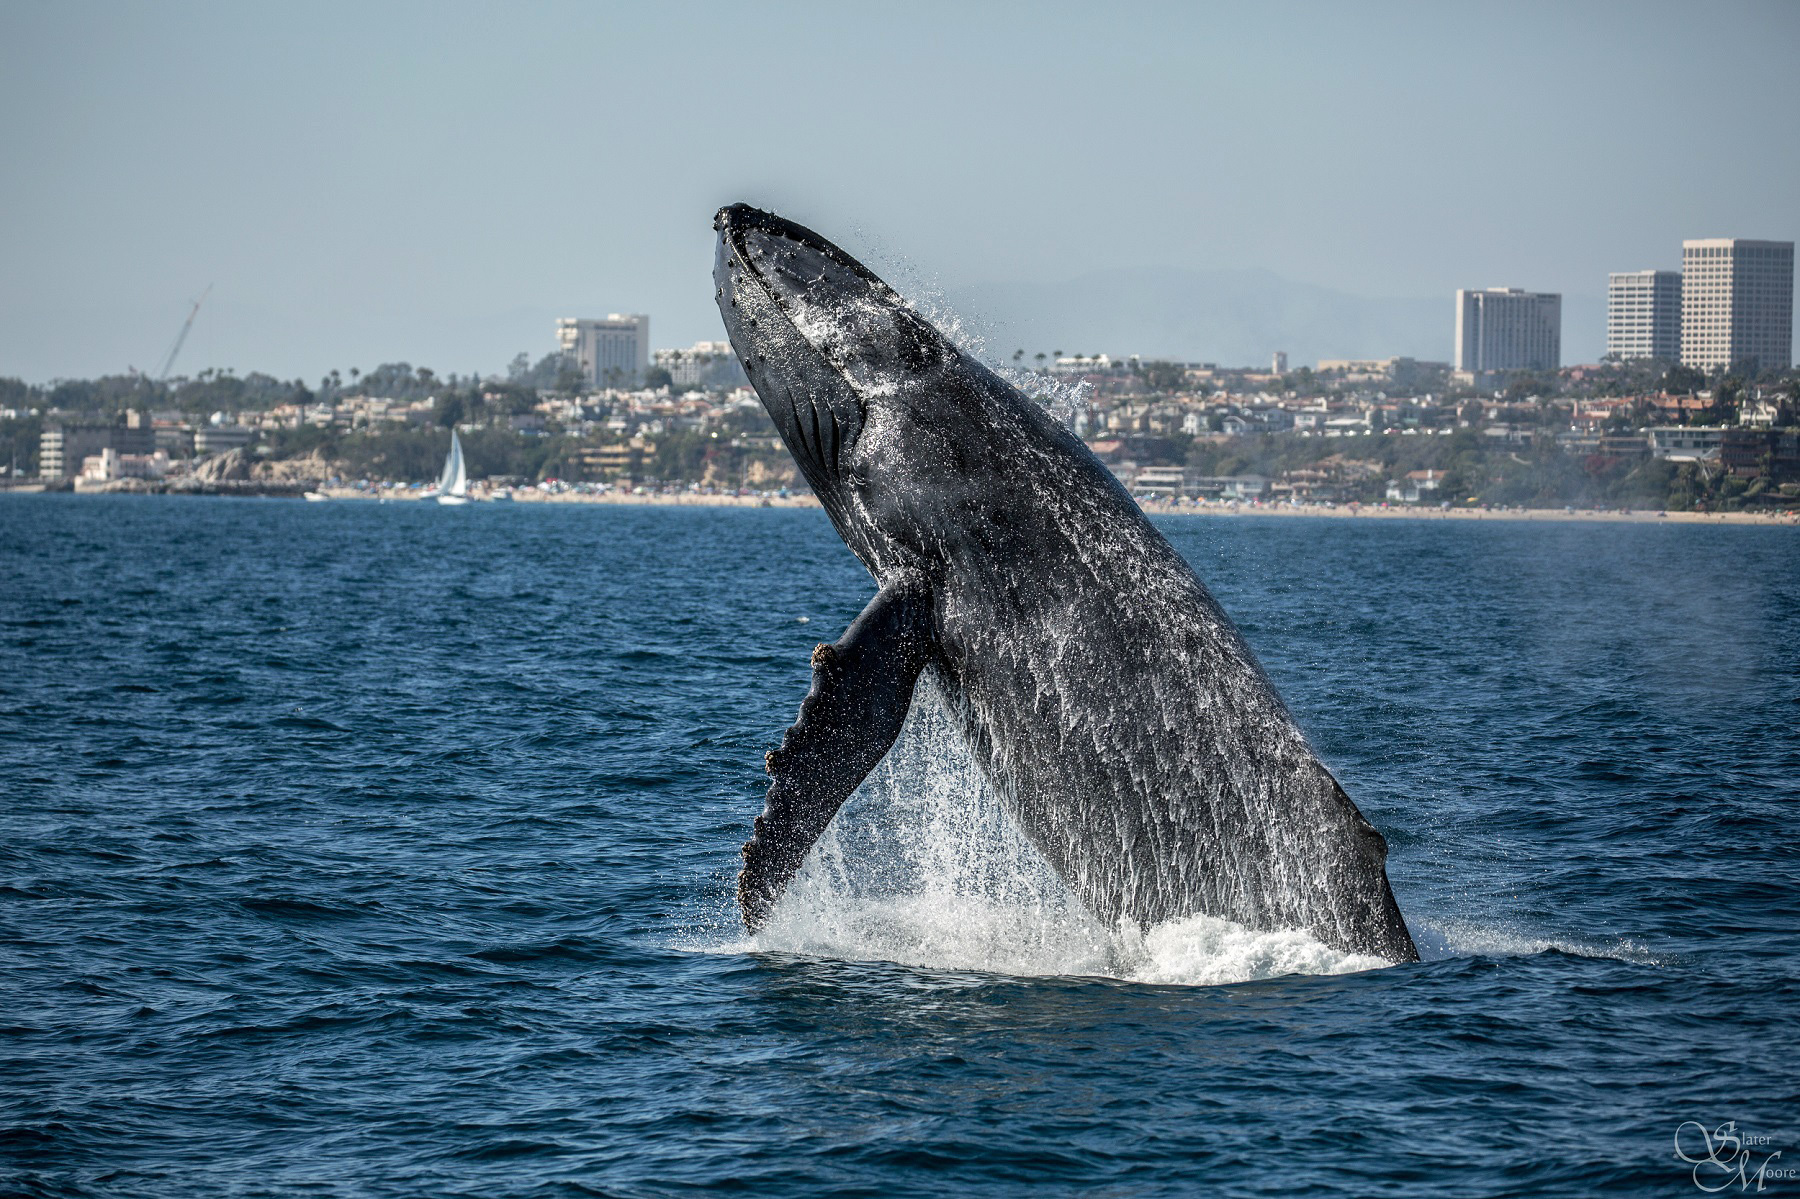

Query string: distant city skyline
2 1 1796 382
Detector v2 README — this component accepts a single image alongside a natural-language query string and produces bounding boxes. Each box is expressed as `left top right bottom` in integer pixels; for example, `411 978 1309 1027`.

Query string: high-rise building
1454 289 1561 377
1607 270 1682 361
556 314 650 388
1679 239 1793 373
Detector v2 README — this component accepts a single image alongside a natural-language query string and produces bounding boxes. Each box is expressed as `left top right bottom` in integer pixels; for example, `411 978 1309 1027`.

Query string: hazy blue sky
2 0 1796 382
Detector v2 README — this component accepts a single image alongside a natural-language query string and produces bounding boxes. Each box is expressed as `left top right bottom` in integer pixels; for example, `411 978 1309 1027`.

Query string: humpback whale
714 203 1418 964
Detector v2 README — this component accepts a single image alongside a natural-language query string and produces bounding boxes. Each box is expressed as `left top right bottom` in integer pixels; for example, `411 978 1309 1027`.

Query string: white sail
448 431 468 497
434 436 455 493
435 430 470 504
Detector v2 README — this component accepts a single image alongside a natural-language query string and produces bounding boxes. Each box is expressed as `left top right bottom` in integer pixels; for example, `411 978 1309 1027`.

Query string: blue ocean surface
2 495 1797 1197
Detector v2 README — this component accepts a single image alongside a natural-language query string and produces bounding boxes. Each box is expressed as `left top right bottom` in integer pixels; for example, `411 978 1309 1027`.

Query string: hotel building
1606 270 1682 361
557 315 651 388
1454 289 1561 380
1679 239 1793 372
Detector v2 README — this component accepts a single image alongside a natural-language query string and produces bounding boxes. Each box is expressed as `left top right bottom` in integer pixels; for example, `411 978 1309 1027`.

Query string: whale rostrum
714 203 1419 964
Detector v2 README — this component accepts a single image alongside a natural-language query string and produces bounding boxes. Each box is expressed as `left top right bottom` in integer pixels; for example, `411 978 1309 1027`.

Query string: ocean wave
1413 918 1667 966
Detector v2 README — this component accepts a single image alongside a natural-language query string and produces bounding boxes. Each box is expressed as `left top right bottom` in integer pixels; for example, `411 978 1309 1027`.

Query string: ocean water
2 495 1796 1197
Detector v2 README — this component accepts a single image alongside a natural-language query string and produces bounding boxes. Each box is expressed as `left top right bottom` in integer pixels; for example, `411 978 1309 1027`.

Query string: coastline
318 485 1799 525
1139 499 1800 526
10 481 1797 525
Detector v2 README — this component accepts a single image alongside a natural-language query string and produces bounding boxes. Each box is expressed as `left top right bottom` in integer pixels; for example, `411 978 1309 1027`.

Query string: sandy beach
1137 499 1800 526
299 485 1800 526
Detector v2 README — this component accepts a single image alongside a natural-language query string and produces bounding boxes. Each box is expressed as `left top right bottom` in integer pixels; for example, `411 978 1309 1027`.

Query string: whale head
714 203 1005 574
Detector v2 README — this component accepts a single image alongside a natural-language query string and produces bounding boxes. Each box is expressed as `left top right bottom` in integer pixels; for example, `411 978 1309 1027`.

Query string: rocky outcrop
165 446 343 495
743 459 796 489
187 448 253 483
251 447 338 485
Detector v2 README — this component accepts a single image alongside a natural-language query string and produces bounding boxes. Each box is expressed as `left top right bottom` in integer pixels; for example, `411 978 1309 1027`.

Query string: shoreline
317 485 1800 525
8 482 1797 525
1139 499 1800 526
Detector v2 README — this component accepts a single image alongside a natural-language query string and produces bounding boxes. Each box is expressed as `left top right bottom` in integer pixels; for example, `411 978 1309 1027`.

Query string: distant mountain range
937 267 1604 370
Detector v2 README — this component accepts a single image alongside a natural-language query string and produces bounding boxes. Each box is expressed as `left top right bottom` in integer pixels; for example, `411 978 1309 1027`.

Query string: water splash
857 242 1093 431
730 681 1392 986
1413 919 1666 966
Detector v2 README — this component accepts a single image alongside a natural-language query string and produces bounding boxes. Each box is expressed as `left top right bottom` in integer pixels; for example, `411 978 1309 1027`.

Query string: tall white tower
1679 239 1793 372
1454 289 1561 376
556 315 651 388
1607 270 1682 361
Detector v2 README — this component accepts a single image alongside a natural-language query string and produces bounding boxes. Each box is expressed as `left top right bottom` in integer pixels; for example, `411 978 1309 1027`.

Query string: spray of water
717 680 1392 985
859 244 1094 432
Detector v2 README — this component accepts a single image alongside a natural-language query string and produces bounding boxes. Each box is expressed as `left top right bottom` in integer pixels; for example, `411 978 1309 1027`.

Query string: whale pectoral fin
739 574 933 931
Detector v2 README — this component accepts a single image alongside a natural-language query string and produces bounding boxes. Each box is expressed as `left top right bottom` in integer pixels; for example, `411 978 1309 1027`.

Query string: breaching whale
714 203 1418 964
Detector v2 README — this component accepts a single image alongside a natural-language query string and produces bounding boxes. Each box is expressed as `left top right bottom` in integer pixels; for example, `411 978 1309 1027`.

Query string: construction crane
157 284 212 382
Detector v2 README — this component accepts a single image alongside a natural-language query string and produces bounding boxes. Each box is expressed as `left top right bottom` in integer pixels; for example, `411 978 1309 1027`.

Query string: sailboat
432 429 470 505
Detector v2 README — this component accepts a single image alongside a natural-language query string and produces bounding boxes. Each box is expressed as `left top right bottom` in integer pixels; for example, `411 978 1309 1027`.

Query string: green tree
1664 364 1705 395
1132 360 1186 394
0 411 43 477
552 361 585 394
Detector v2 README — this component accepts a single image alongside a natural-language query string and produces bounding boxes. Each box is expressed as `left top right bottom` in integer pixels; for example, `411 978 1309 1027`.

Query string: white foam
1414 918 1664 965
1129 913 1390 985
723 894 1391 986
737 889 1123 979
